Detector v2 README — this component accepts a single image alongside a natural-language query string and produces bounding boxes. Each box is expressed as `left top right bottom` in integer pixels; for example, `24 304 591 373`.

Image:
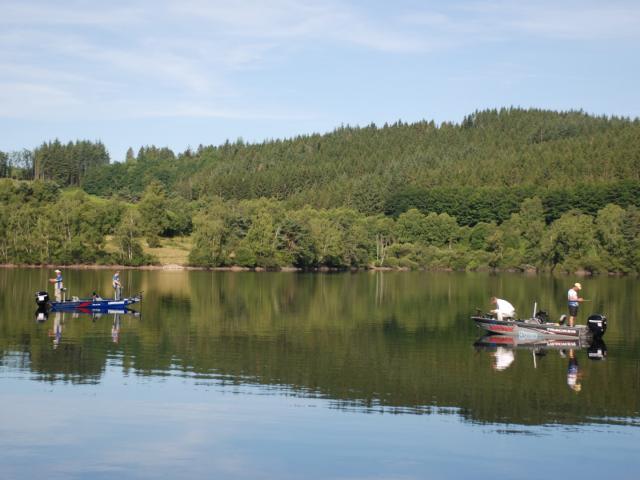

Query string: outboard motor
587 313 607 337
35 291 50 308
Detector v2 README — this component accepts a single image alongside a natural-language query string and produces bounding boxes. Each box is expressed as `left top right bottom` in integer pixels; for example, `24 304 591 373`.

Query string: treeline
188 197 640 273
33 139 110 186
1 140 110 186
385 181 640 224
80 108 640 218
3 178 639 273
82 146 201 201
2 108 640 272
0 180 152 266
0 149 34 180
5 109 640 225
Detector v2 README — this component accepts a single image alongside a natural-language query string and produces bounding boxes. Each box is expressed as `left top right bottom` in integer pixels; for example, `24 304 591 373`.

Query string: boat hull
471 316 591 340
50 296 141 311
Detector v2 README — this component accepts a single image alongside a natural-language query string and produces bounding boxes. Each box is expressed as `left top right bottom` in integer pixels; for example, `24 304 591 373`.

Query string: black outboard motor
35 291 50 308
587 313 607 337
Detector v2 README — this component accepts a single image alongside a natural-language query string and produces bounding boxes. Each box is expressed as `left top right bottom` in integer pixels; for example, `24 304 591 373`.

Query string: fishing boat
36 290 142 311
471 309 607 340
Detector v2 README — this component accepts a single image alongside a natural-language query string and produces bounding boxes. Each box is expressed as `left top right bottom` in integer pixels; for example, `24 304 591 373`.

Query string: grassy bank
105 235 192 266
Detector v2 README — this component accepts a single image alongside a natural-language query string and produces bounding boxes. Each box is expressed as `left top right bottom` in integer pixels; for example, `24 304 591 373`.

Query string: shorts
568 305 579 317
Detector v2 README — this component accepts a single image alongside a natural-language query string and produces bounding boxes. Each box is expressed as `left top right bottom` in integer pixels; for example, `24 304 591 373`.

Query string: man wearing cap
49 269 64 302
567 282 584 327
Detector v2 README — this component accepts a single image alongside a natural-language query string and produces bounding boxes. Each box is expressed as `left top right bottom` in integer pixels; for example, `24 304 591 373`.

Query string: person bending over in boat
567 282 584 327
490 297 516 321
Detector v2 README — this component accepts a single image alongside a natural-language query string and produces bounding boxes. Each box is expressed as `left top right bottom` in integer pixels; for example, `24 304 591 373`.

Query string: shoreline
0 263 631 275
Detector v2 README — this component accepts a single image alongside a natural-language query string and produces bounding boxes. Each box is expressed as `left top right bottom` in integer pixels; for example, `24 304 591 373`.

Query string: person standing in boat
49 269 64 302
567 282 584 327
490 297 516 321
112 270 122 300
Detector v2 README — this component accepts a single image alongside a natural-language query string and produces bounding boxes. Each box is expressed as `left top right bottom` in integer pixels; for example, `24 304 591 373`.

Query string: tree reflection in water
0 269 638 427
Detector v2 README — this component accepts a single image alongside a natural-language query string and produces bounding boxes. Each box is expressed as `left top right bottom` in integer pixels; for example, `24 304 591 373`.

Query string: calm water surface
1 269 639 479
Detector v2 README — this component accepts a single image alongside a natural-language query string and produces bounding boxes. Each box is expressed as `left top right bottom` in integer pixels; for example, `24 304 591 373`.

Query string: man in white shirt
567 282 584 327
491 297 516 321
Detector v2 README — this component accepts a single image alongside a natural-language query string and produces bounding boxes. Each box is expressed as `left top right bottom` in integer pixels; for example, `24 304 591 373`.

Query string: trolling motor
587 313 607 337
35 291 50 308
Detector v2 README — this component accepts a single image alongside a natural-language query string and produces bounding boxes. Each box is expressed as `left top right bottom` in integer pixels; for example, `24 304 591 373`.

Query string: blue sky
1 0 639 161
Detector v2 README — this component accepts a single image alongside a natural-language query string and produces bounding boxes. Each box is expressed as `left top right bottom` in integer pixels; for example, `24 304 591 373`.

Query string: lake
1 269 639 479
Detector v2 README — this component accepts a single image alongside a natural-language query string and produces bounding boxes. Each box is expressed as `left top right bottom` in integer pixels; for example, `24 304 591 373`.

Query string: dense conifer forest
1 108 639 272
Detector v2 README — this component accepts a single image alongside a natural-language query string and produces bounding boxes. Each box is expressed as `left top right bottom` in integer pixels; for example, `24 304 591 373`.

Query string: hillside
80 108 640 217
1 108 640 273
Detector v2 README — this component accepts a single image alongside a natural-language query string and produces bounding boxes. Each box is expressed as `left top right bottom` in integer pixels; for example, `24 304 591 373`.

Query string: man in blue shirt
49 269 64 302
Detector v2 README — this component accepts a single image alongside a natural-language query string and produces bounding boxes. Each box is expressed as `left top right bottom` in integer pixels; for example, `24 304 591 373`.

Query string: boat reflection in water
34 307 140 347
474 334 607 392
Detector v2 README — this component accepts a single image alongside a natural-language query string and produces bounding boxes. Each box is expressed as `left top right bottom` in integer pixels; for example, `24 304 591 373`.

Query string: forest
1 108 639 273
